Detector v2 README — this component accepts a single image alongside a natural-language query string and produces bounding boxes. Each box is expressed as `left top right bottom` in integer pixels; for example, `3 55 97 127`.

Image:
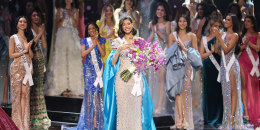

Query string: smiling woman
9 16 34 130
103 17 156 130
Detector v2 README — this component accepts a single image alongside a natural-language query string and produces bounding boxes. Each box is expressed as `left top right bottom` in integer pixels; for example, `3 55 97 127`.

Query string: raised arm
199 38 214 59
168 33 176 48
217 33 238 54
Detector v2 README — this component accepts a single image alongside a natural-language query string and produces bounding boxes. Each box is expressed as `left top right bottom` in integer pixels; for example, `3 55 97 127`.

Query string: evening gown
201 37 223 125
112 38 143 129
30 29 51 129
45 8 84 96
238 34 260 122
219 33 252 130
148 28 173 116
171 38 195 129
10 34 31 130
75 37 105 129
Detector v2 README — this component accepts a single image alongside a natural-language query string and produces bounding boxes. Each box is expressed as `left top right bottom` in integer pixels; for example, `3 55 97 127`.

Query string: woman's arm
131 10 139 29
33 24 45 47
156 21 171 41
70 9 79 28
148 22 155 41
28 41 34 58
199 39 214 59
96 39 106 57
9 36 28 58
56 8 65 28
168 33 176 47
41 32 47 49
247 32 260 52
81 42 96 57
191 33 198 50
217 33 238 54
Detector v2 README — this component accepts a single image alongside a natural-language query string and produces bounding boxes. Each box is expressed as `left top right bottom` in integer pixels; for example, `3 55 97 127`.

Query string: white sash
13 35 34 86
31 29 46 72
244 36 260 77
202 36 221 82
221 33 236 82
86 37 103 88
105 25 113 46
121 37 142 96
172 32 194 80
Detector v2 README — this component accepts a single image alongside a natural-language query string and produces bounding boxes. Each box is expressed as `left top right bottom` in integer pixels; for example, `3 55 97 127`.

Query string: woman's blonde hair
205 18 223 36
99 4 116 33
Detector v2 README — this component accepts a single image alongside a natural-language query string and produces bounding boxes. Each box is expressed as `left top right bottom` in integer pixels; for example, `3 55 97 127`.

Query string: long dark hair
176 14 191 33
174 6 190 21
85 22 101 38
27 9 42 28
118 17 137 38
225 13 240 34
225 13 241 54
195 2 209 19
241 15 258 40
151 1 170 25
120 0 136 12
15 16 34 42
226 3 242 21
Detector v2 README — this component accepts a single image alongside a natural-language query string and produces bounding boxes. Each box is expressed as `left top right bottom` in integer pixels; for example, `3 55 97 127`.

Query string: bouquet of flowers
120 39 166 82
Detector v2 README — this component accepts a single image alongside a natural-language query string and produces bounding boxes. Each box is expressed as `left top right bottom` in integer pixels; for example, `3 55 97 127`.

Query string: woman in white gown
45 0 83 96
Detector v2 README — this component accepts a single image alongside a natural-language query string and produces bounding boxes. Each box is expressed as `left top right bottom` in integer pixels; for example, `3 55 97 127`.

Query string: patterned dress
10 34 31 130
30 29 51 129
75 37 105 130
219 33 251 130
112 37 143 129
173 40 194 130
45 8 84 96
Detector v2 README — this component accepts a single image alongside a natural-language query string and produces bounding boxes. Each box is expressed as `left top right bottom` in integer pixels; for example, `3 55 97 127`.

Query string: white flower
256 127 260 130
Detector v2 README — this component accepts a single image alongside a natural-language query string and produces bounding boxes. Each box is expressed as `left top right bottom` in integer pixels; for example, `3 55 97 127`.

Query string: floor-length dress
76 37 105 129
30 29 51 129
219 33 251 130
201 37 223 125
174 40 194 129
10 34 31 130
148 28 173 116
238 34 260 123
113 38 143 129
0 107 19 130
45 8 84 96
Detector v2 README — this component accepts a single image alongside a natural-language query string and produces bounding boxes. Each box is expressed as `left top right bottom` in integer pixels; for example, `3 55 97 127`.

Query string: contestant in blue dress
65 22 106 130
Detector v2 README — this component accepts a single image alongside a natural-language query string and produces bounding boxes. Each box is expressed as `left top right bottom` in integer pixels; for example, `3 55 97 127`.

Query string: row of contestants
8 12 51 130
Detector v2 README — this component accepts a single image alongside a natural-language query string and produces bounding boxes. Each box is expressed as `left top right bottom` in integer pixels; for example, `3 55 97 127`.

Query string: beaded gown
45 8 84 96
173 40 194 130
112 37 143 129
219 33 252 130
30 29 51 129
148 28 172 116
10 34 31 130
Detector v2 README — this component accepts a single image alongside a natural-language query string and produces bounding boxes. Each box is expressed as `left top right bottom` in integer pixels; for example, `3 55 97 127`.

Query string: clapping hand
210 44 215 53
24 40 33 53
